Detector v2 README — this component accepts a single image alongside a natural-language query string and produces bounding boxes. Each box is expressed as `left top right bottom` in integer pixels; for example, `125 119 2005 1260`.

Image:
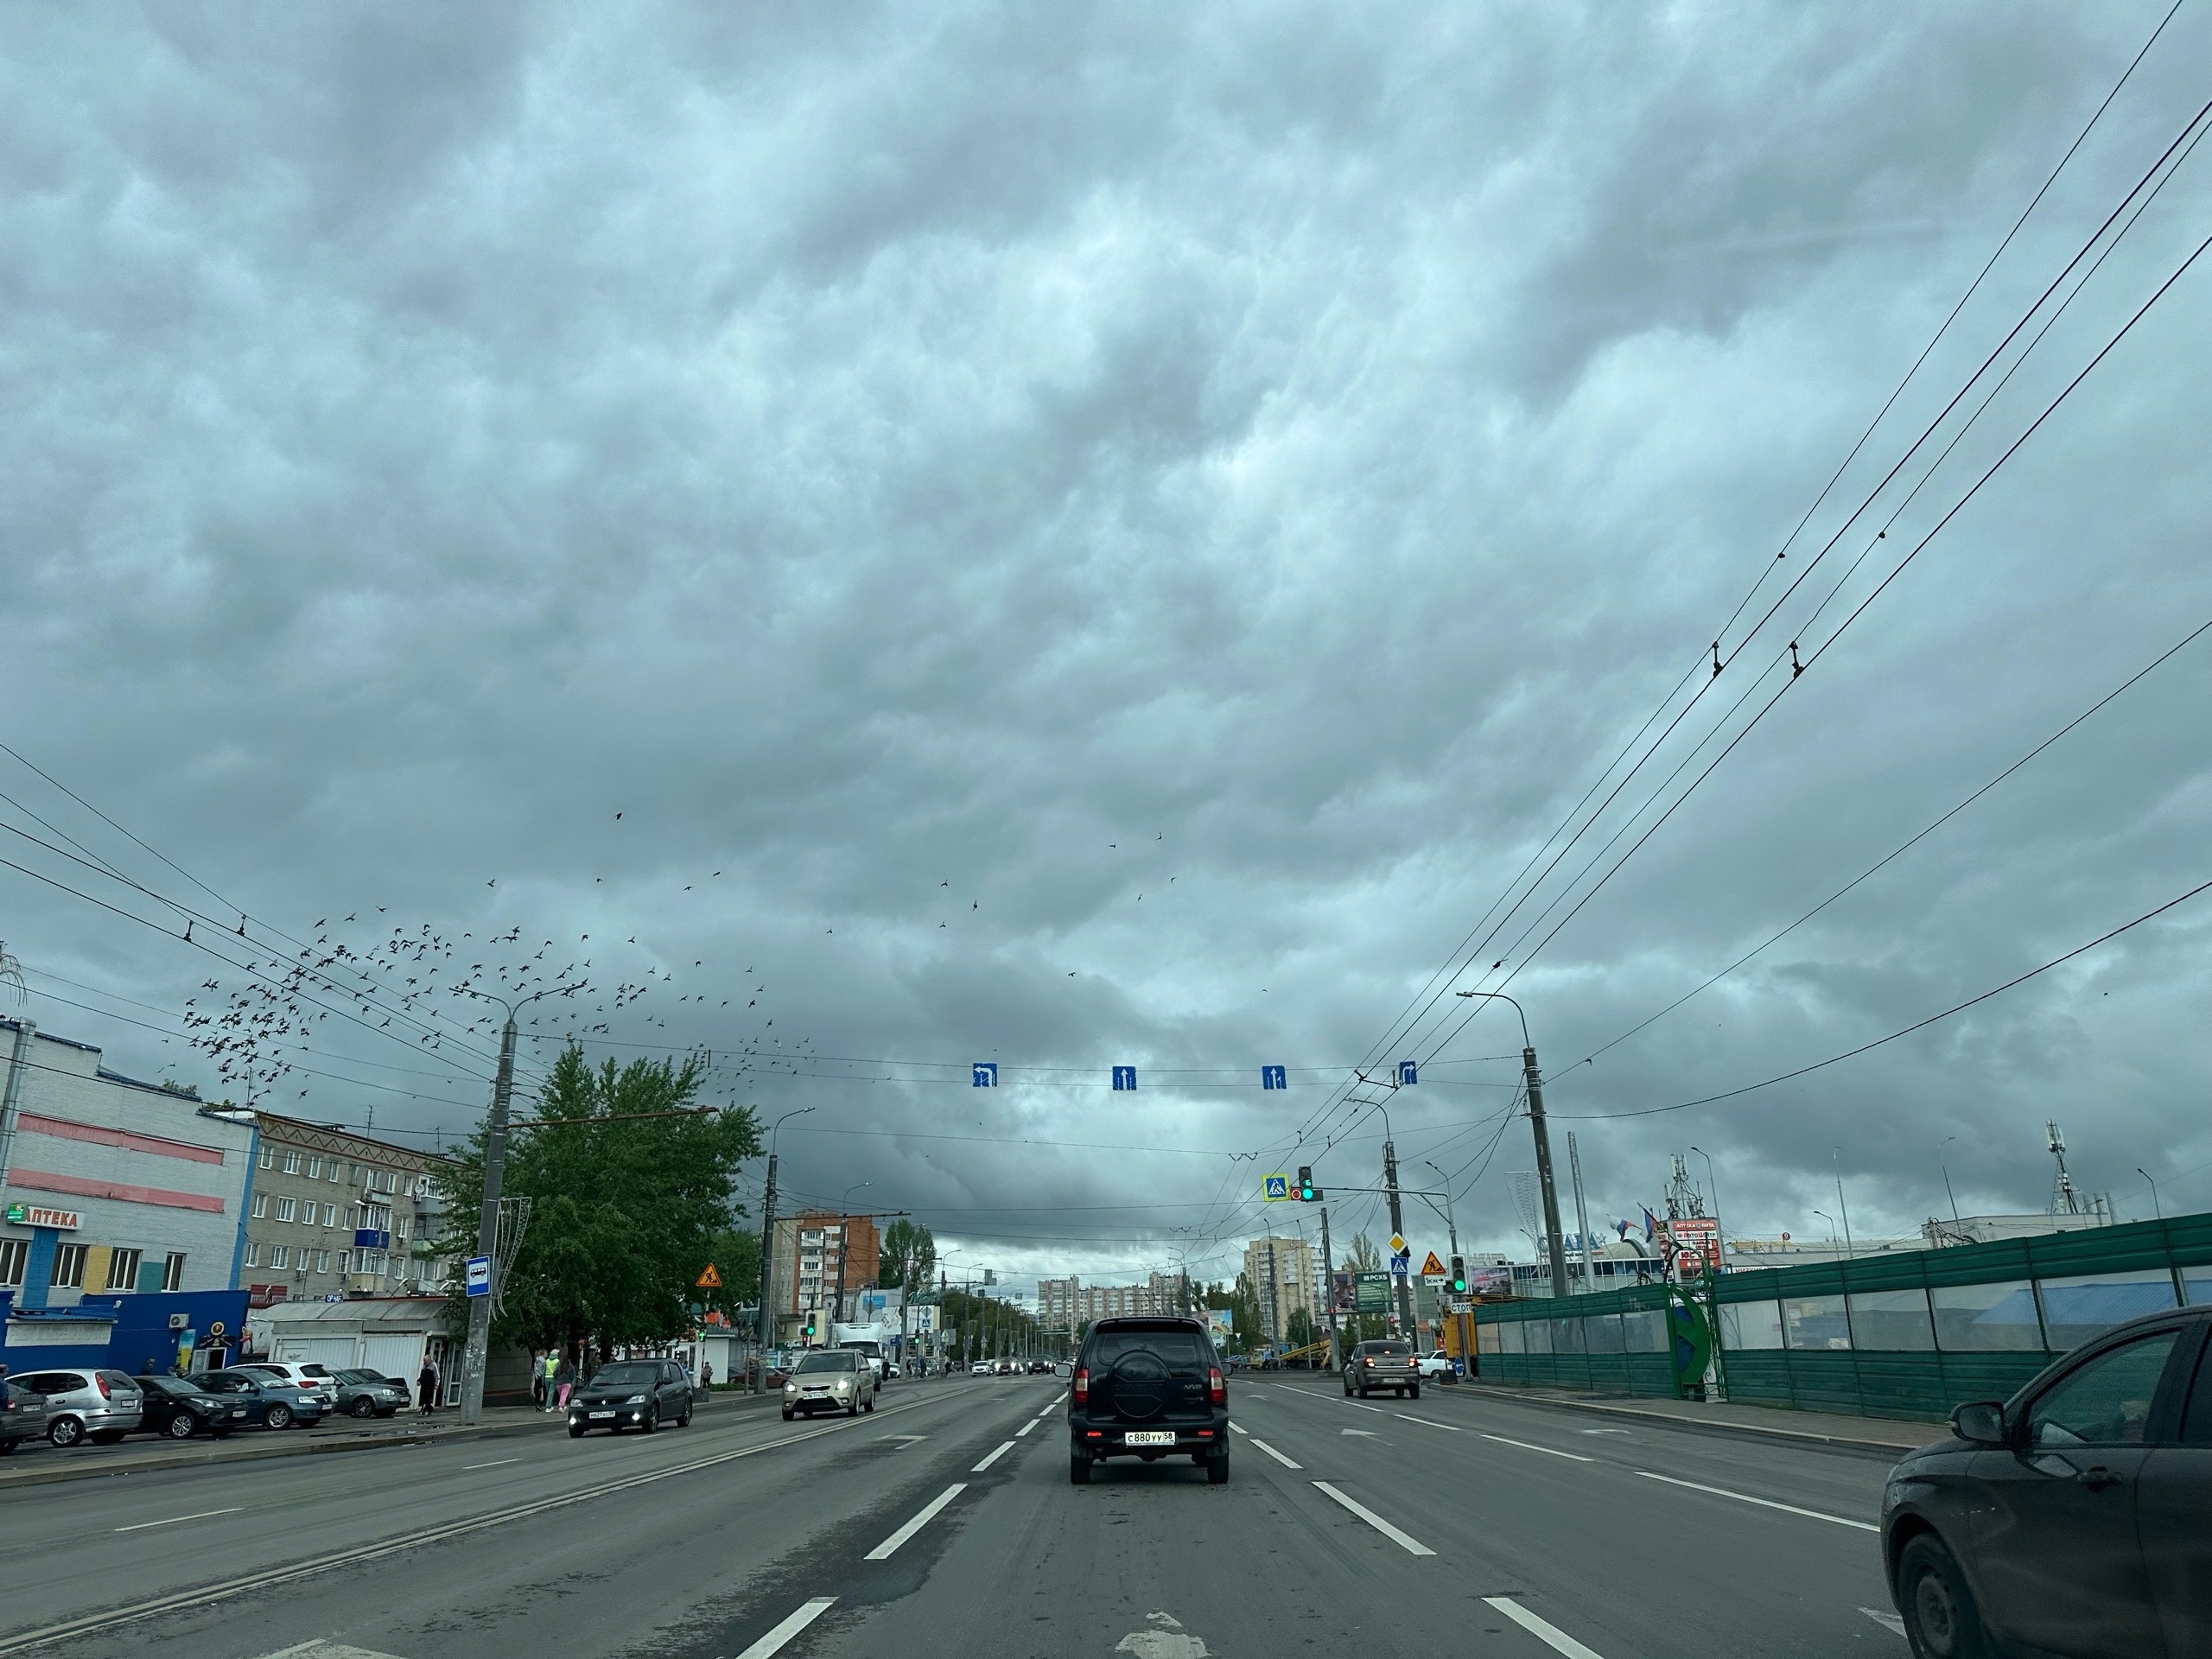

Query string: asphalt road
0 1374 1914 1659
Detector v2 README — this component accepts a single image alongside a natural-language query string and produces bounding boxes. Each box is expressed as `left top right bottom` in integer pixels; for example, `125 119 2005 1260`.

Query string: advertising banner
1354 1271 1391 1313
1332 1271 1357 1313
1205 1307 1235 1342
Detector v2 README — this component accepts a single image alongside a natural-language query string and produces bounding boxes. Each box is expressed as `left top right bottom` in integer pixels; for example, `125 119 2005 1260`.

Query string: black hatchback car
1068 1317 1228 1484
567 1359 695 1436
1883 1304 2212 1658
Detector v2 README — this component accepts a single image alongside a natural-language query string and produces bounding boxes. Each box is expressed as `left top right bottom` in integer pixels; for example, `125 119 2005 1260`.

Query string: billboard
1354 1271 1391 1313
1670 1217 1721 1277
1205 1307 1235 1343
1332 1271 1357 1313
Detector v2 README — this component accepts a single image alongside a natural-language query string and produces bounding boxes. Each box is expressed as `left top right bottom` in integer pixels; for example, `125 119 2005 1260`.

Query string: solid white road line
113 1507 245 1533
1395 1414 1462 1432
1637 1471 1878 1532
1229 1421 1249 1436
865 1483 967 1560
1482 1433 1593 1463
971 1441 1016 1471
463 1458 521 1470
1484 1597 1605 1659
1311 1482 1436 1556
1249 1439 1302 1470
734 1596 838 1659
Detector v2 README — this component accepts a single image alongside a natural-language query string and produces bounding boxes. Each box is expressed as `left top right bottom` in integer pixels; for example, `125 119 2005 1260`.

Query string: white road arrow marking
1859 1606 1907 1637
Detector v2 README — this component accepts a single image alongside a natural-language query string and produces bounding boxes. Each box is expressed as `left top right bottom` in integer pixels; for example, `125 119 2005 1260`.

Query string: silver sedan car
781 1350 877 1419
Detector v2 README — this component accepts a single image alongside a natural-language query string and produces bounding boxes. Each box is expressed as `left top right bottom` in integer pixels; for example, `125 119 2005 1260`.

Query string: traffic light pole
1319 1205 1340 1371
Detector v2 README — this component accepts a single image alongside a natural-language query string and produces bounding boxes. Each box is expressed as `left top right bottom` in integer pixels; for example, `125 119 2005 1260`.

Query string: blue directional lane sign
1396 1059 1419 1085
465 1255 492 1298
1262 1173 1290 1201
1112 1065 1137 1090
972 1062 998 1087
1261 1065 1287 1090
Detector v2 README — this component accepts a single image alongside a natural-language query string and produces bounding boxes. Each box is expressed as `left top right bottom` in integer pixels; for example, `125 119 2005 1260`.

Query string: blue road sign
1396 1059 1419 1085
465 1255 492 1297
1112 1065 1137 1090
1261 1065 1287 1090
972 1062 998 1087
1262 1173 1290 1200
1389 1249 1412 1276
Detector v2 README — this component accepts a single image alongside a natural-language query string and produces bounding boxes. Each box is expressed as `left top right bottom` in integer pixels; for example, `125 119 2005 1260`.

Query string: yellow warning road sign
1421 1251 1446 1277
696 1263 722 1289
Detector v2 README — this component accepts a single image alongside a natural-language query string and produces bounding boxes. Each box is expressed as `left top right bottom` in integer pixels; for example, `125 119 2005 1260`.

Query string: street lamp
1454 990 1570 1303
2139 1168 2163 1221
1937 1137 1962 1238
833 1180 873 1340
754 1107 815 1376
1813 1209 1840 1256
455 982 582 1426
1688 1146 1726 1274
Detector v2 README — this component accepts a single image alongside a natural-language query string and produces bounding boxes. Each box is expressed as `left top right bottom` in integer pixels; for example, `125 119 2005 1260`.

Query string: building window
397 1217 410 1242
0 1238 25 1287
283 1150 303 1175
307 1155 322 1179
323 1203 338 1227
51 1243 87 1290
383 1170 397 1193
330 1159 342 1182
243 1242 262 1268
315 1249 330 1273
258 1146 273 1169
270 1244 289 1270
300 1206 316 1230
336 1249 351 1274
105 1248 143 1291
251 1193 269 1219
275 1198 296 1223
163 1252 186 1292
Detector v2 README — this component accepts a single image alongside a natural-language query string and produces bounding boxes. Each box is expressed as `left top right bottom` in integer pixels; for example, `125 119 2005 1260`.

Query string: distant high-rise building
1242 1236 1315 1343
1038 1270 1183 1332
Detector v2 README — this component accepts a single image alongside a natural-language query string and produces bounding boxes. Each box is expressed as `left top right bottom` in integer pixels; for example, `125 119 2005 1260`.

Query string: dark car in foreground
330 1369 411 1419
1068 1316 1227 1484
134 1375 246 1440
569 1359 695 1436
194 1369 327 1429
1 1381 50 1453
1882 1304 2212 1658
1344 1339 1419 1399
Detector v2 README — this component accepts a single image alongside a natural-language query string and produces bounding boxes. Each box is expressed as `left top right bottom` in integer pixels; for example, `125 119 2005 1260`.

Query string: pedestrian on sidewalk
700 1357 713 1390
556 1353 575 1412
529 1350 545 1412
540 1349 559 1412
416 1357 438 1415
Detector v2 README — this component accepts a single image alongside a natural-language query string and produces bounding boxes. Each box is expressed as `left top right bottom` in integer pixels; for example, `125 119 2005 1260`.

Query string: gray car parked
2 1380 52 1453
10 1368 144 1446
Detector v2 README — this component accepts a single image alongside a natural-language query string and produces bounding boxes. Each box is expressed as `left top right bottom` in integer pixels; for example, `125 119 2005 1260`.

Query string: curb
0 1389 787 1492
1452 1382 1937 1456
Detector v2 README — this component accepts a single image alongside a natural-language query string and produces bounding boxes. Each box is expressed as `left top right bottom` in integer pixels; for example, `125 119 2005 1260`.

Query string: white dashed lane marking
971 1441 1016 1471
1484 1597 1606 1658
1248 1439 1301 1470
1481 1433 1593 1463
864 1483 967 1560
733 1596 838 1659
1638 1471 1878 1531
1394 1413 1462 1432
114 1507 245 1532
1311 1482 1435 1556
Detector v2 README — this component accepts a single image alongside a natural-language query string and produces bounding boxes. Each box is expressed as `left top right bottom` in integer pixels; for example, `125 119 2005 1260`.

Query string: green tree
434 1044 762 1361
879 1218 937 1294
697 1224 762 1327
1347 1233 1382 1272
1286 1306 1317 1350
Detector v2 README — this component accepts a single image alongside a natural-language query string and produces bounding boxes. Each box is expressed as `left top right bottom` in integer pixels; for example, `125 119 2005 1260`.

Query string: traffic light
1449 1255 1467 1295
1297 1166 1318 1202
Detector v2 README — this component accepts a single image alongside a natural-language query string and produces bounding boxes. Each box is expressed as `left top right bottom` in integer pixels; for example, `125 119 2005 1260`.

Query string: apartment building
1037 1270 1183 1332
769 1211 880 1344
235 1112 453 1307
0 1019 253 1307
1242 1236 1316 1342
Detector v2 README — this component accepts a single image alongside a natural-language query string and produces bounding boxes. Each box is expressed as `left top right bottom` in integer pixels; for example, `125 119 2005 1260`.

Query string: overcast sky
4 3 2209 1291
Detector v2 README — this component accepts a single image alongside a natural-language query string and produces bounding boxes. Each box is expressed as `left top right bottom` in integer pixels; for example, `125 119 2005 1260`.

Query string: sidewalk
1450 1378 1943 1454
0 1385 785 1492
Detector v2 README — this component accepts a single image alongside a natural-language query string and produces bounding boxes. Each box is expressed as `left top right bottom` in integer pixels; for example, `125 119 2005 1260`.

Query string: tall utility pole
459 1008 518 1427
755 1152 778 1379
1567 1132 1596 1296
1382 1131 1413 1338
1319 1205 1340 1370
1456 990 1570 1302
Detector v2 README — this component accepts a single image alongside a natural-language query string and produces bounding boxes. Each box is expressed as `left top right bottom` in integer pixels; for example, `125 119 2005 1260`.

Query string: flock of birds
173 810 1186 1110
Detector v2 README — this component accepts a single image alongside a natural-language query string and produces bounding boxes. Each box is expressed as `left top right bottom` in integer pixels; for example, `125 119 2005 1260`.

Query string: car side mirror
1950 1401 2007 1446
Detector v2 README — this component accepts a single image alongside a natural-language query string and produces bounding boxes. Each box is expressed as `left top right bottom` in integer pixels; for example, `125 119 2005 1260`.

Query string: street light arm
1452 988 1531 1050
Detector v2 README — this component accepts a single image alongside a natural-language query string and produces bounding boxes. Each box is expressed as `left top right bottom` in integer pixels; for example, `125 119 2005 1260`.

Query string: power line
1556 871 2212 1123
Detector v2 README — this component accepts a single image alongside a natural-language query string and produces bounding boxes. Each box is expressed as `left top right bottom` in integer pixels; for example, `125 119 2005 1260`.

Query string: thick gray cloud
3 2 2209 1288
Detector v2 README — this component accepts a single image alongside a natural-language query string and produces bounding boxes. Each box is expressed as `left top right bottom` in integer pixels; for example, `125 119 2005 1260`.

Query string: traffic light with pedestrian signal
1297 1166 1318 1202
1449 1255 1467 1295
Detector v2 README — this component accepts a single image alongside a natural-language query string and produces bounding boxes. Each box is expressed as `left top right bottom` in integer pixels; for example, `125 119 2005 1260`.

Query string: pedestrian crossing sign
1263 1173 1290 1200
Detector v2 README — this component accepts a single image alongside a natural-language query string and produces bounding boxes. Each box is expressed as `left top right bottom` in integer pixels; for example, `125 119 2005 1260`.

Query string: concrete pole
755 1152 778 1390
1319 1205 1340 1371
1568 1131 1597 1296
1523 1046 1573 1302
1383 1135 1413 1338
459 1011 518 1425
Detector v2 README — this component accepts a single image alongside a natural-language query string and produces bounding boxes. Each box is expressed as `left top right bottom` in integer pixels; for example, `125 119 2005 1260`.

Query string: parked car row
0 1361 412 1453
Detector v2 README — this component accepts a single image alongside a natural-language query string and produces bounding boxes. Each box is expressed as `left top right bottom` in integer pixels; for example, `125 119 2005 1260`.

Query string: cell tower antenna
2047 1122 2082 1216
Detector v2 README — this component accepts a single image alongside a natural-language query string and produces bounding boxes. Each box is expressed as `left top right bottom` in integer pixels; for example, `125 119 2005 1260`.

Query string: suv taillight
1208 1366 1225 1406
1073 1366 1089 1404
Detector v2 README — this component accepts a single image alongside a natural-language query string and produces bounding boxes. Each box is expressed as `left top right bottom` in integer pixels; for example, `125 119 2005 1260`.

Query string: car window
1089 1330 1208 1376
98 1370 138 1389
299 1364 332 1377
591 1363 660 1386
2178 1334 2212 1444
796 1351 857 1373
2029 1330 2180 1447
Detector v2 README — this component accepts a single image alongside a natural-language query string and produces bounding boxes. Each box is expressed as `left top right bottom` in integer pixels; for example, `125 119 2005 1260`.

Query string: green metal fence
1471 1212 2212 1422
